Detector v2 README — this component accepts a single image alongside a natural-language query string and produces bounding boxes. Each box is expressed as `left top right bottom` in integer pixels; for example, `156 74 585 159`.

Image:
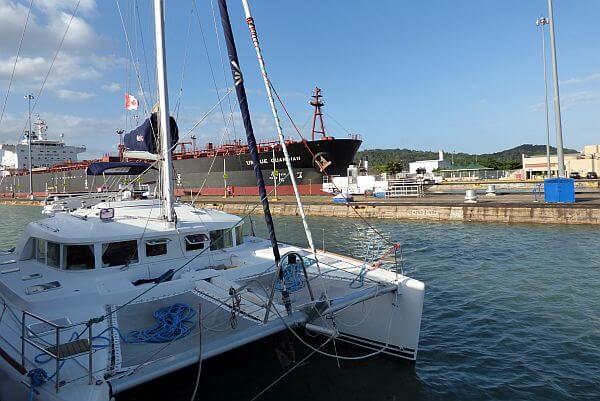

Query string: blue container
544 178 575 203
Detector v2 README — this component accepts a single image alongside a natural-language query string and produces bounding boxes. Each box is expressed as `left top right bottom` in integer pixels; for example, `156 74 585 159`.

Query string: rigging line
115 0 150 116
0 0 34 129
268 80 396 248
190 113 235 204
249 337 332 401
191 0 235 142
123 0 132 130
251 279 398 362
180 87 234 138
135 0 154 107
15 0 81 141
324 112 352 136
208 0 238 141
173 5 194 120
112 80 234 197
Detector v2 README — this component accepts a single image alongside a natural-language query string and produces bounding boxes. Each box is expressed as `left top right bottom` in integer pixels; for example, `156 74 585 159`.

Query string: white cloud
102 82 121 93
0 0 123 98
560 73 600 85
0 0 102 55
529 91 600 112
55 89 94 100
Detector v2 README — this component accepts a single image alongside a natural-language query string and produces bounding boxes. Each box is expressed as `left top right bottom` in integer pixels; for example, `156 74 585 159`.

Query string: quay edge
3 196 600 225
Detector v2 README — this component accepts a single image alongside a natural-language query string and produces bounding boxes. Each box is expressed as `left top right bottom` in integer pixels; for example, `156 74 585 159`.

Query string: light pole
546 0 566 178
536 17 552 178
24 94 34 199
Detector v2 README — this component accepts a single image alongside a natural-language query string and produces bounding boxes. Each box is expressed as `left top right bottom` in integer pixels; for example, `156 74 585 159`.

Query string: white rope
0 0 34 128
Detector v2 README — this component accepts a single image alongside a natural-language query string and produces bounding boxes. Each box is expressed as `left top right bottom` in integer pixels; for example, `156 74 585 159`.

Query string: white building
409 150 451 174
0 117 85 172
521 144 600 179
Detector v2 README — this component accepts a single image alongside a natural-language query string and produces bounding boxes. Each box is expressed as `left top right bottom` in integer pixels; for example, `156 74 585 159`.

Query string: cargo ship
0 87 361 197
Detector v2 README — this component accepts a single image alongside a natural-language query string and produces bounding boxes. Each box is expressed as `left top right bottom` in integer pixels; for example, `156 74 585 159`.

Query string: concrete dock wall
199 202 600 225
3 197 600 225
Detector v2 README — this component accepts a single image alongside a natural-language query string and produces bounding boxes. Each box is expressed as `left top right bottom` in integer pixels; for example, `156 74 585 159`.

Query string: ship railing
21 311 95 393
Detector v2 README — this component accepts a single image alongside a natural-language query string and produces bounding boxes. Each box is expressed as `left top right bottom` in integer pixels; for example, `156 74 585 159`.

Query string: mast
241 0 320 281
217 0 285 277
153 0 175 222
310 87 326 141
547 0 565 178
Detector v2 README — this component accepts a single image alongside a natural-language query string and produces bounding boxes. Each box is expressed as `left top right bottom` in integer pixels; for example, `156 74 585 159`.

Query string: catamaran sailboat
0 1 424 401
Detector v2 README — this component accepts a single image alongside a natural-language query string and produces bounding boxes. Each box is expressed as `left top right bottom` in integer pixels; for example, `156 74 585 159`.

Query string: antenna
310 87 326 141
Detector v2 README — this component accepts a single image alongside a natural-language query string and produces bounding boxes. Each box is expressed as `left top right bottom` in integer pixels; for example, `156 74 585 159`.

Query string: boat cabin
3 200 245 297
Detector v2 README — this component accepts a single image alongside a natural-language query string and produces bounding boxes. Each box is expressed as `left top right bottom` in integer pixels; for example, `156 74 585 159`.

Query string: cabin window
209 229 233 251
146 238 170 257
102 240 138 267
185 234 208 251
65 245 95 270
35 239 60 268
36 239 47 264
235 225 244 245
47 242 60 268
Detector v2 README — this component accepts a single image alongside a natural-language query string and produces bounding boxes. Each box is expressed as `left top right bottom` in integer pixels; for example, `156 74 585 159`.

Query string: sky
0 0 599 159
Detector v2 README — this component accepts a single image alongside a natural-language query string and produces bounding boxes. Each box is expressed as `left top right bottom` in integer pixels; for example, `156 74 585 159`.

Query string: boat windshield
102 240 138 267
65 244 95 270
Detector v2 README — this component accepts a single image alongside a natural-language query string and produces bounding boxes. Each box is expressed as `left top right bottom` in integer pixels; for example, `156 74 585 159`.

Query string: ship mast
310 86 326 141
153 0 175 222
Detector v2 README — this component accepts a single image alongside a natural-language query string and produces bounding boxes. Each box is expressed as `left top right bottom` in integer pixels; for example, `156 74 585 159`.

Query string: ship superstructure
0 117 86 171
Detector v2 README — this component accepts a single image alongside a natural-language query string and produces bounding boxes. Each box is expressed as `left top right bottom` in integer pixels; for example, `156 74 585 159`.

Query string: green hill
356 144 579 172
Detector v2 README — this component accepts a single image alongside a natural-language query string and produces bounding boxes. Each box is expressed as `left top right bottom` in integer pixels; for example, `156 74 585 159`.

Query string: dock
3 193 600 225
192 193 600 226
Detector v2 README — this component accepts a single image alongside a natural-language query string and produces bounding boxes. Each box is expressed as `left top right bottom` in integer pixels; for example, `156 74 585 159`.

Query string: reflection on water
2 206 599 400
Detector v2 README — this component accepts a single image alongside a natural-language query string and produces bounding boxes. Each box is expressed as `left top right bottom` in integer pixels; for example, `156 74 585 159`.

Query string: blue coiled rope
27 368 49 401
275 262 305 293
125 303 196 344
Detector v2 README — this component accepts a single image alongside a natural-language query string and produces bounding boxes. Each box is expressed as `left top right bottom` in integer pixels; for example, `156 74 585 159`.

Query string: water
2 205 599 400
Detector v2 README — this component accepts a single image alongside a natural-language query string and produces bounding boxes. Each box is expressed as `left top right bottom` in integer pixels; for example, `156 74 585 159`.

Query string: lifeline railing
21 310 95 393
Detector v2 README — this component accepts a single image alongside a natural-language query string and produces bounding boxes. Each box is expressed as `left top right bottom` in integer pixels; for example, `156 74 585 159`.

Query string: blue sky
0 0 599 158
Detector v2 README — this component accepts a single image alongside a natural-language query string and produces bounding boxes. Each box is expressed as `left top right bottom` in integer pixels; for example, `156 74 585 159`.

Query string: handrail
21 310 95 393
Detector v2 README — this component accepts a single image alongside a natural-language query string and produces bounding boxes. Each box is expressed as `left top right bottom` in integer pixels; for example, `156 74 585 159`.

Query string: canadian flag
124 93 139 111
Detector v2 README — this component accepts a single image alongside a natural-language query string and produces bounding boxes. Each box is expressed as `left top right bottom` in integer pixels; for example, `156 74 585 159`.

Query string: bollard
464 189 477 203
485 184 496 196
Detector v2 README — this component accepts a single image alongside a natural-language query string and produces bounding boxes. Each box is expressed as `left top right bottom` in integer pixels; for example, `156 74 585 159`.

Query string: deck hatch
25 281 61 295
28 317 72 337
